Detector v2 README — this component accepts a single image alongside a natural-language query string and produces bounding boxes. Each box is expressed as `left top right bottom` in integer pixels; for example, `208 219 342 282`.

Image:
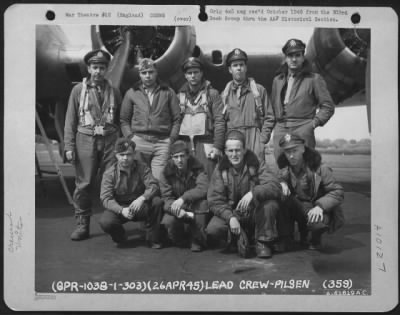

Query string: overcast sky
61 24 370 140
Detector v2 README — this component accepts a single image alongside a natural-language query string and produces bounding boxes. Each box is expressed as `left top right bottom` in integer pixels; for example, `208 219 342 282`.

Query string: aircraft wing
36 25 370 142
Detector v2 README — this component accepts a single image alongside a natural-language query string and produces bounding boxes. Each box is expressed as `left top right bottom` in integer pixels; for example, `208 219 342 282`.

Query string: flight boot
70 215 90 241
190 239 203 252
256 241 273 258
309 229 325 250
299 231 309 248
273 236 294 253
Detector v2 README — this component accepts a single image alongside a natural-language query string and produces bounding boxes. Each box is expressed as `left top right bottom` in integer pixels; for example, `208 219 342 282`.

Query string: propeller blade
105 28 132 89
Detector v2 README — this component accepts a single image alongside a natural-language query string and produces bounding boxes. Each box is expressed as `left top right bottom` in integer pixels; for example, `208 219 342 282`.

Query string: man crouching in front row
99 138 163 249
206 130 282 258
277 133 345 250
159 141 209 252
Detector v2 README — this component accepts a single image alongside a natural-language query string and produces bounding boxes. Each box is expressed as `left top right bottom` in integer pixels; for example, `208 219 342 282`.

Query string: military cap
138 58 157 72
170 140 189 155
84 49 111 65
279 133 305 150
226 129 246 146
226 48 248 66
114 138 136 153
282 39 306 55
182 57 203 72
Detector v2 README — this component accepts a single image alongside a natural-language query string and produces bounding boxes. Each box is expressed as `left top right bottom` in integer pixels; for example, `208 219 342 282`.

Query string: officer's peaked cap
282 39 306 55
226 48 248 67
84 49 111 65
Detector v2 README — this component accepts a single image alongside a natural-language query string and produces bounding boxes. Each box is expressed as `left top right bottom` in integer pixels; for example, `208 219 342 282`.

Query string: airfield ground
35 149 371 298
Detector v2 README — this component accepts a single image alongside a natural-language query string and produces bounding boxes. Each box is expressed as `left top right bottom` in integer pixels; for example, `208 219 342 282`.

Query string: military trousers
73 131 118 216
99 197 163 244
279 196 330 239
206 200 279 245
181 137 218 181
161 199 209 246
131 135 170 180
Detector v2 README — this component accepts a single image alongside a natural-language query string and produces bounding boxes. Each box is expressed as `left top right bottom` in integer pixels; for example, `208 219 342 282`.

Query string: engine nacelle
306 28 370 105
91 25 196 92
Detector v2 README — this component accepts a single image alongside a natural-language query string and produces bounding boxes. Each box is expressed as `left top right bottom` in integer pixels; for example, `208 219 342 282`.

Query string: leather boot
256 241 272 258
299 231 309 247
190 241 202 252
273 236 293 253
70 215 90 241
309 230 323 250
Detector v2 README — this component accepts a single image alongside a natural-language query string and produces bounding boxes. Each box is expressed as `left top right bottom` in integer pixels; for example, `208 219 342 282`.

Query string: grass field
320 154 371 169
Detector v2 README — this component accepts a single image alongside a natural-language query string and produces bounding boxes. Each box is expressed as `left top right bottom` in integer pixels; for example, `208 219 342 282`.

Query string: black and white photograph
3 4 398 312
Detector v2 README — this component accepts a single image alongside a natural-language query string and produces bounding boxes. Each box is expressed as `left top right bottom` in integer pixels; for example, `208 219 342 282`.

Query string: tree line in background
36 135 372 156
316 138 371 154
315 138 371 154
265 137 371 155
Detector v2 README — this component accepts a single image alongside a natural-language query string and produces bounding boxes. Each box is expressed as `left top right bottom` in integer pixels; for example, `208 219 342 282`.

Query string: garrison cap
182 57 203 72
226 129 246 146
138 58 157 72
282 39 306 55
226 48 248 67
114 138 136 153
170 140 189 155
279 133 305 150
84 49 111 65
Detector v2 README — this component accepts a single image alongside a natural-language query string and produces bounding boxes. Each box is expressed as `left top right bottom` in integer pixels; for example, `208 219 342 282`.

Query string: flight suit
99 158 163 245
222 79 271 162
265 61 335 159
159 155 209 249
277 146 345 247
206 150 282 256
178 80 226 180
64 78 121 238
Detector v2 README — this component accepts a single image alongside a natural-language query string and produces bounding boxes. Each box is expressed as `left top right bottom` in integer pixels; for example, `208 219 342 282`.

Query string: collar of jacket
116 159 140 174
218 149 260 172
86 77 110 89
163 155 204 178
277 146 322 172
284 164 321 199
114 159 141 188
179 80 210 95
274 59 313 80
132 80 169 92
231 78 250 93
